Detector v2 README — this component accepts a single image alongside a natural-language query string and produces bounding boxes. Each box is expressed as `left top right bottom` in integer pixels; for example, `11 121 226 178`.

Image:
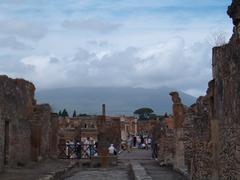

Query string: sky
0 0 233 97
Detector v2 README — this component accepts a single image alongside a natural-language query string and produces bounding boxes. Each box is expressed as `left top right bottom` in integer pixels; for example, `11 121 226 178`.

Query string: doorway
4 121 9 165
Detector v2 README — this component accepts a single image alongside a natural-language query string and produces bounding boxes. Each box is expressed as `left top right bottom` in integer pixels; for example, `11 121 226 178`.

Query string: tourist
66 140 70 158
127 135 133 152
133 136 137 147
136 136 141 148
147 137 152 149
108 144 116 155
75 141 81 159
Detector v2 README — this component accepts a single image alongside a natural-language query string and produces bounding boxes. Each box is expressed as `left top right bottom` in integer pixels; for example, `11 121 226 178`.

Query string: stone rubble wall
183 37 240 179
157 129 174 165
184 93 213 180
212 40 240 179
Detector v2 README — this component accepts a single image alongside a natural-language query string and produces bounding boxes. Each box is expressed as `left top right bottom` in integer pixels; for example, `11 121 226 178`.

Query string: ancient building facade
137 119 158 136
120 116 137 141
58 116 98 144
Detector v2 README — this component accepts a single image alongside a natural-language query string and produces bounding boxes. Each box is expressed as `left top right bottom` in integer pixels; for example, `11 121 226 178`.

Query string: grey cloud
49 57 60 64
62 19 121 33
17 38 212 97
0 36 30 50
86 40 110 47
0 20 48 41
0 55 34 75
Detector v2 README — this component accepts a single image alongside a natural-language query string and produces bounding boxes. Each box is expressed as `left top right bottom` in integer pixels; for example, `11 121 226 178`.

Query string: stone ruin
155 1 240 179
0 75 58 172
97 104 121 156
169 92 187 172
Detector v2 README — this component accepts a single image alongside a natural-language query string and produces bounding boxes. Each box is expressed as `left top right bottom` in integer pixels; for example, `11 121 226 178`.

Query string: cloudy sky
0 0 233 97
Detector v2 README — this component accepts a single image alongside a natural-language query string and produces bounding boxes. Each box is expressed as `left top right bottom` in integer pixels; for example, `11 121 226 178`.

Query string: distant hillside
36 87 196 116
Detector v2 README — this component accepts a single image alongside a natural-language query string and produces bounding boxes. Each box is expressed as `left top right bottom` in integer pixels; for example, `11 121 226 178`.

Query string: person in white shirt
108 144 116 155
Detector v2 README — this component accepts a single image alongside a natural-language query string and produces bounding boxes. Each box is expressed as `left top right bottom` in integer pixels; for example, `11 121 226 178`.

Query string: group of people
65 137 98 159
125 135 152 152
63 135 156 158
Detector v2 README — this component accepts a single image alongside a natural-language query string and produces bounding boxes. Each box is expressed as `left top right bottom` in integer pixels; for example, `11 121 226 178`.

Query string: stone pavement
0 159 76 180
119 149 186 180
65 149 187 180
65 161 130 180
118 148 151 160
141 160 186 180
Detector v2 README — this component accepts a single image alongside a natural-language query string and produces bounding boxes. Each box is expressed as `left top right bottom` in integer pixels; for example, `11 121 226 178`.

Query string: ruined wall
0 75 35 170
0 75 58 171
180 1 240 179
183 88 213 179
212 38 240 179
184 38 240 179
0 109 4 172
157 126 175 165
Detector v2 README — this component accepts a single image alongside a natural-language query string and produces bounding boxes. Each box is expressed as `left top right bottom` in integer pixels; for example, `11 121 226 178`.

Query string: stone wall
212 36 240 179
157 127 174 166
0 75 58 172
0 75 35 170
183 85 213 179
162 1 240 179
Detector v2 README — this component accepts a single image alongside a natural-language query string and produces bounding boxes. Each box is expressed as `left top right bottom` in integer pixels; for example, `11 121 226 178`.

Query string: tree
62 109 69 117
134 107 154 120
72 110 77 117
164 112 168 118
58 110 62 116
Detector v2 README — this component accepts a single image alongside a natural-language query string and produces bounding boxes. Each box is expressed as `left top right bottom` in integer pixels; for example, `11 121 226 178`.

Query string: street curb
129 161 152 180
38 161 79 180
155 159 189 179
173 167 190 179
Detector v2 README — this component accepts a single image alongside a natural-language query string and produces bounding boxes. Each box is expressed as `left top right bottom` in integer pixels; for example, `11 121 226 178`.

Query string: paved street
120 149 186 180
65 162 129 180
118 148 151 160
141 160 186 180
66 149 186 180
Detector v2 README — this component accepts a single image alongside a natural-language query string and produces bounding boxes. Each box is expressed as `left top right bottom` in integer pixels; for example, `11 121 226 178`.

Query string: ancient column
170 92 186 172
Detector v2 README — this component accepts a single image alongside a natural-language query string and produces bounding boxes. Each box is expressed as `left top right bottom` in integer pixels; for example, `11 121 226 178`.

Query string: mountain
35 86 196 116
